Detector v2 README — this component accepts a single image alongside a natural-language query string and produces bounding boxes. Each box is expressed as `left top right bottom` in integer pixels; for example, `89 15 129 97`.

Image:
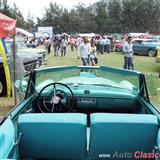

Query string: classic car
0 39 47 96
0 66 160 160
0 38 46 96
114 39 125 52
153 35 160 43
0 50 39 97
132 38 160 57
18 40 48 62
5 39 46 66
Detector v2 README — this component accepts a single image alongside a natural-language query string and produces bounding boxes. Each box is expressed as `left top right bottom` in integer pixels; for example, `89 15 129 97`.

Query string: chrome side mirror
15 80 28 92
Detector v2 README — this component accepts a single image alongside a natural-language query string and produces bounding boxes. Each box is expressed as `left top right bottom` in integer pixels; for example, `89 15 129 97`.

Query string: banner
0 38 11 97
38 26 53 38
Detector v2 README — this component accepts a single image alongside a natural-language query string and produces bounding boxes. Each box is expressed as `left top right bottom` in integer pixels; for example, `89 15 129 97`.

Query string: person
60 37 68 57
122 36 134 70
99 37 105 54
44 37 49 53
78 37 91 66
70 36 76 51
44 37 51 54
76 36 83 59
105 37 111 53
53 36 59 57
90 43 97 66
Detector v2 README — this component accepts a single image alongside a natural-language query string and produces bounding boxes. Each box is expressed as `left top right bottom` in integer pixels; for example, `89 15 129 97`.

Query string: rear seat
18 113 87 160
18 113 159 160
89 113 159 160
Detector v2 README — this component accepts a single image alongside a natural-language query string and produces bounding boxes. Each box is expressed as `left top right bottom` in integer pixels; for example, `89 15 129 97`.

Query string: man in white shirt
122 36 134 70
60 37 68 56
78 37 91 66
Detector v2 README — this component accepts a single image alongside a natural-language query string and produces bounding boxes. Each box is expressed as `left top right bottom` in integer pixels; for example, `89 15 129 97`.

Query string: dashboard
36 84 139 113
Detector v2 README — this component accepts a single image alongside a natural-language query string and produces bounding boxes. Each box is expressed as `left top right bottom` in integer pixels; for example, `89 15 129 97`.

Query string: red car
114 40 126 52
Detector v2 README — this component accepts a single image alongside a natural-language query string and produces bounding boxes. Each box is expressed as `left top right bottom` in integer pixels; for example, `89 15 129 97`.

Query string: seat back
89 113 158 160
18 113 87 160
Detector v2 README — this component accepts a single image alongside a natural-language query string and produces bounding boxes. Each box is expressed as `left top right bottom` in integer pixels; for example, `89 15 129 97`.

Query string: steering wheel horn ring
37 82 75 113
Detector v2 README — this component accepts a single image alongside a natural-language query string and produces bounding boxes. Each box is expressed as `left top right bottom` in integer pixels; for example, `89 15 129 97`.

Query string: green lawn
0 47 160 117
0 97 14 117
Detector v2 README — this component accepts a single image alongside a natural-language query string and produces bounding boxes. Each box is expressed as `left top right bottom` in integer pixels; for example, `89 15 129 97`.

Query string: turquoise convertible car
0 66 160 160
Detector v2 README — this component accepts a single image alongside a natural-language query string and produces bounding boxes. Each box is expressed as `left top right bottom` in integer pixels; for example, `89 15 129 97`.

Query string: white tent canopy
128 33 149 37
78 33 95 38
16 28 34 37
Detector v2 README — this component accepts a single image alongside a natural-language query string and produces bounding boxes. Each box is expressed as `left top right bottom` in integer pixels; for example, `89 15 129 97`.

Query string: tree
73 3 96 33
38 2 64 33
0 2 12 17
94 1 109 34
121 0 160 33
10 3 26 28
25 13 36 30
108 0 122 33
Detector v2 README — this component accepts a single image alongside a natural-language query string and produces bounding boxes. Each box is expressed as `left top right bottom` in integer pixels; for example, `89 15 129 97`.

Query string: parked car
5 40 43 66
114 39 125 52
5 39 47 65
0 40 42 96
0 66 160 160
132 38 160 57
19 40 48 62
153 35 160 42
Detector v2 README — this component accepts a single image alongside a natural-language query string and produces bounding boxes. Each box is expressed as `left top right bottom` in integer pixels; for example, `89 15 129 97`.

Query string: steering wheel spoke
51 103 55 112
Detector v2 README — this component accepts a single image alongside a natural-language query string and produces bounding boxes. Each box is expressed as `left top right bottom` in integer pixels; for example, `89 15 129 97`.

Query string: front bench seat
18 113 87 160
89 113 159 160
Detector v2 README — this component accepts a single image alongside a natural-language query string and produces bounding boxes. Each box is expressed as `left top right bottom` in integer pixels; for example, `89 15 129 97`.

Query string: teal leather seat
89 113 159 160
18 113 87 160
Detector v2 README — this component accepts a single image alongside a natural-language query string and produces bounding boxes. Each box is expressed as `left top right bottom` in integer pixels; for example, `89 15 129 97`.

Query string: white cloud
7 0 98 20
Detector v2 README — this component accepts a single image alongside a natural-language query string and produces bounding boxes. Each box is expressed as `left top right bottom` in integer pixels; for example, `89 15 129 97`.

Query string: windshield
16 41 27 49
4 41 27 53
35 66 139 92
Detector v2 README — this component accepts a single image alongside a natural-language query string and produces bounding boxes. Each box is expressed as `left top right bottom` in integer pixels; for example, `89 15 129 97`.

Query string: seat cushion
89 113 158 160
18 113 87 160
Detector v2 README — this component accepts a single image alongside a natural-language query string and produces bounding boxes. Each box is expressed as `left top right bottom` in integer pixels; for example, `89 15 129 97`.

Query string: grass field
0 47 160 117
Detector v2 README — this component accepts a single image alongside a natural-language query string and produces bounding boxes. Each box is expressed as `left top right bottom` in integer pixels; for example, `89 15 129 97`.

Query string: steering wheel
37 82 75 113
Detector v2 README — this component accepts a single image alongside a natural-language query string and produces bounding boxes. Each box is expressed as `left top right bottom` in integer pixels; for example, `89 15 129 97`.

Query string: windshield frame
27 66 142 94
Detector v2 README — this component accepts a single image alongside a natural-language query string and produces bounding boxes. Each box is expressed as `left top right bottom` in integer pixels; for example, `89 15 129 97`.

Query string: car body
153 35 160 43
5 39 47 66
0 66 160 160
114 39 125 52
0 40 42 96
132 38 160 57
18 40 48 62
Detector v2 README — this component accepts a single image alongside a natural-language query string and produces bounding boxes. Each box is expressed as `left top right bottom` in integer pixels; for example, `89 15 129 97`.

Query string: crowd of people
42 35 115 66
24 34 135 70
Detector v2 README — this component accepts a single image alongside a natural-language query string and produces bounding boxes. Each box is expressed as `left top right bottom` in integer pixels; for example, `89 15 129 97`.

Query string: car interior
14 82 159 160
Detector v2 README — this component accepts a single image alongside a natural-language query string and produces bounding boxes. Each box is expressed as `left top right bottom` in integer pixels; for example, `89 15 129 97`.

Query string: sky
7 0 99 20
